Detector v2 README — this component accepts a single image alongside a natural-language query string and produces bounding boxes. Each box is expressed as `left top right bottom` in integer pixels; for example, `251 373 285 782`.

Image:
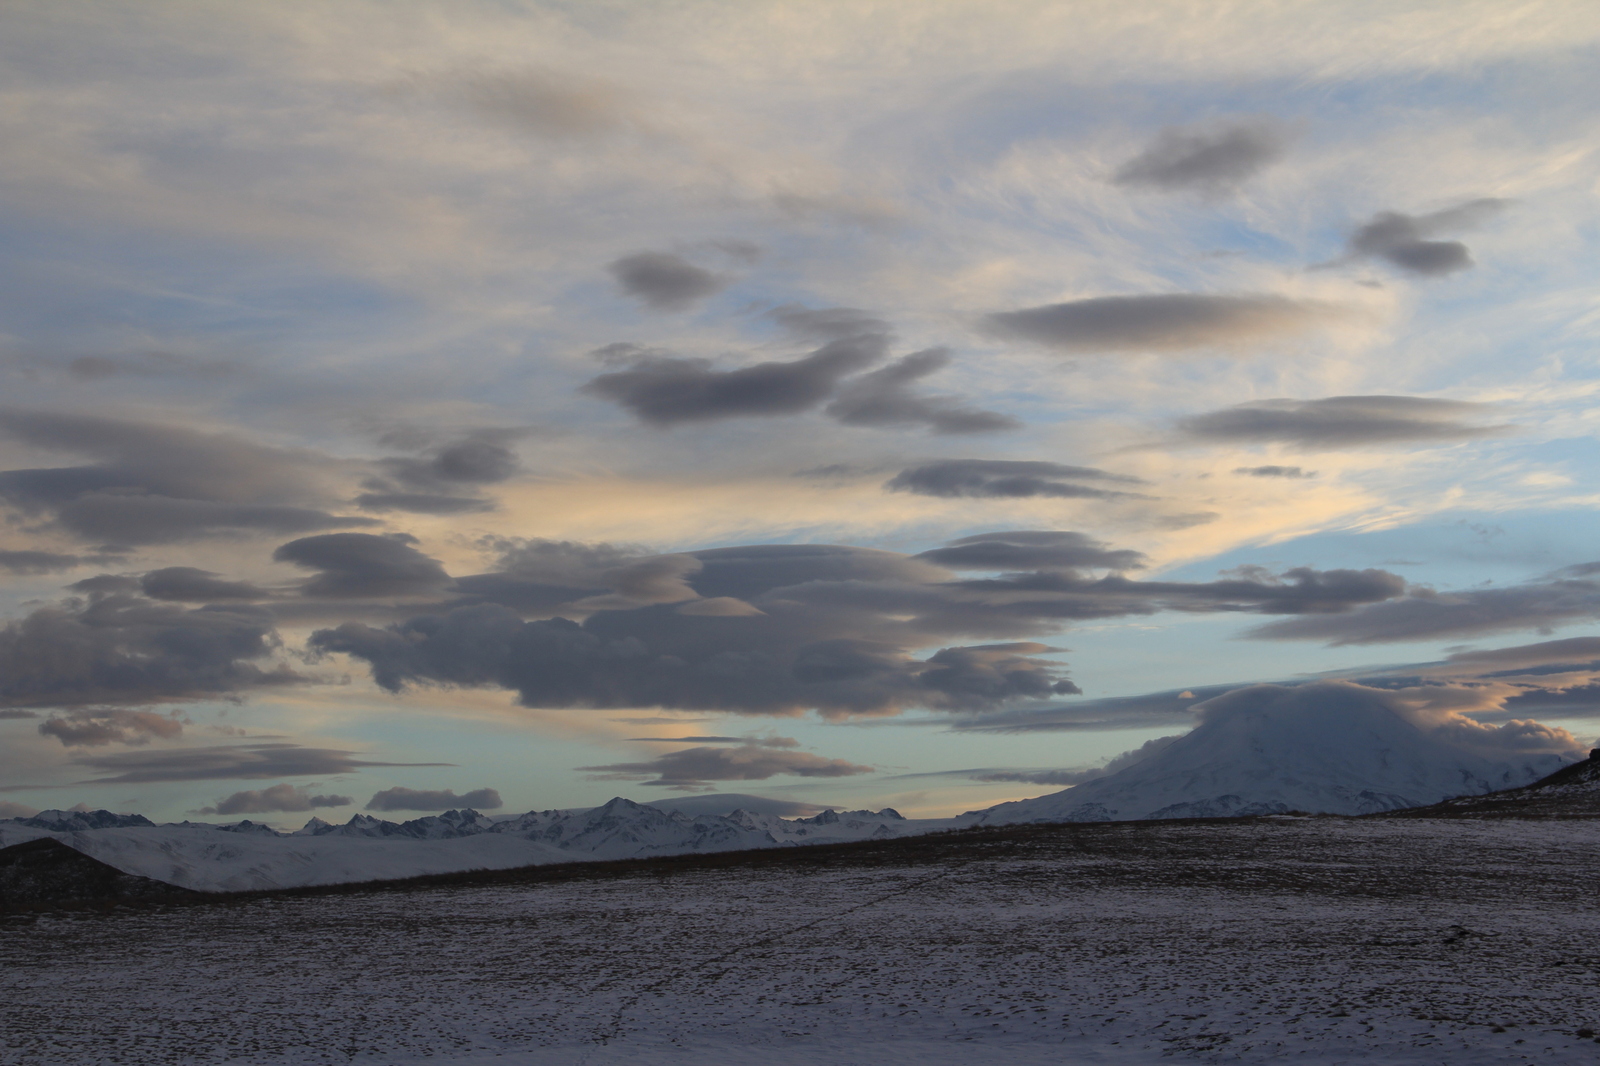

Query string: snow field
5 816 1600 1064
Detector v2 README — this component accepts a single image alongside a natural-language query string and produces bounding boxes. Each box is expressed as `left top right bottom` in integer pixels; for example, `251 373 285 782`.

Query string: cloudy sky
3 0 1600 824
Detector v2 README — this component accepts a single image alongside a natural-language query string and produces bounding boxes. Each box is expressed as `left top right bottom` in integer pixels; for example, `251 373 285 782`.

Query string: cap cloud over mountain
970 681 1582 825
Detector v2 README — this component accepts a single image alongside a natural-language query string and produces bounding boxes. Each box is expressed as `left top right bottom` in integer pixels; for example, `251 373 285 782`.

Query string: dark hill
0 837 199 912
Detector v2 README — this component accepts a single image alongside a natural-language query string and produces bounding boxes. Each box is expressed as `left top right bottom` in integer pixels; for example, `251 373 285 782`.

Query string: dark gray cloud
1112 119 1288 193
914 530 1147 571
1250 570 1600 645
446 68 640 139
0 408 374 544
310 601 1080 718
488 536 647 585
1444 636 1600 672
0 550 97 575
824 349 1019 433
1345 199 1508 276
944 684 1237 733
0 593 299 709
1234 465 1316 478
380 437 520 488
1178 395 1509 448
357 433 520 515
140 567 272 602
366 786 503 811
582 334 888 425
577 744 873 789
303 533 1416 719
74 742 448 784
198 783 352 816
983 293 1338 353
274 533 456 599
38 708 184 747
951 565 1407 619
766 304 891 341
0 709 37 719
355 493 496 515
887 460 1146 500
608 251 727 311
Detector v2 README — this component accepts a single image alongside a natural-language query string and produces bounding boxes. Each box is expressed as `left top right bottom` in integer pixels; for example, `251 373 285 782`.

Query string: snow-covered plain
5 816 1600 1065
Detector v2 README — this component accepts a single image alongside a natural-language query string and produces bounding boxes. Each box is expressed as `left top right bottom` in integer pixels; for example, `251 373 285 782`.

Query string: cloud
569 553 703 610
608 251 727 311
0 409 374 544
913 530 1147 571
356 493 496 514
273 533 456 599
765 304 890 340
1249 570 1600 645
886 460 1146 500
1234 465 1316 478
140 567 271 602
624 735 799 746
366 786 503 811
311 603 1080 718
950 565 1408 619
967 736 1183 784
1112 118 1288 194
0 709 37 719
0 550 96 575
0 593 299 709
1192 681 1581 760
982 293 1340 354
582 334 888 425
65 351 235 381
577 744 873 789
443 67 643 139
1344 199 1508 276
74 743 449 784
197 783 352 816
1178 395 1508 448
356 433 521 515
306 534 1417 719
0 800 40 819
944 685 1237 733
823 349 1019 433
38 709 184 747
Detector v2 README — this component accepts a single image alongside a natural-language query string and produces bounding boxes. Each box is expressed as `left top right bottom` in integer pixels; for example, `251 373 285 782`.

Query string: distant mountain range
4 683 1589 896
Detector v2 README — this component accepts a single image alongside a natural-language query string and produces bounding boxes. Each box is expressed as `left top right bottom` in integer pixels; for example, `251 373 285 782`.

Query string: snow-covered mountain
4 682 1586 896
0 798 930 893
969 681 1581 825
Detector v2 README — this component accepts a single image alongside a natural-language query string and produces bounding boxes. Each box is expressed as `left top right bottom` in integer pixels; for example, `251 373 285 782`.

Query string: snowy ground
5 816 1600 1065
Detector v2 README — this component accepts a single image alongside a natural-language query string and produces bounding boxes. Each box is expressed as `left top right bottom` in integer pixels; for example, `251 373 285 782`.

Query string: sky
3 0 1600 825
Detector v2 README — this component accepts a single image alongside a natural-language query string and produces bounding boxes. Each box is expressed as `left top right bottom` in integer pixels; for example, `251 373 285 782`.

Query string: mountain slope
1384 748 1600 818
970 682 1579 825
